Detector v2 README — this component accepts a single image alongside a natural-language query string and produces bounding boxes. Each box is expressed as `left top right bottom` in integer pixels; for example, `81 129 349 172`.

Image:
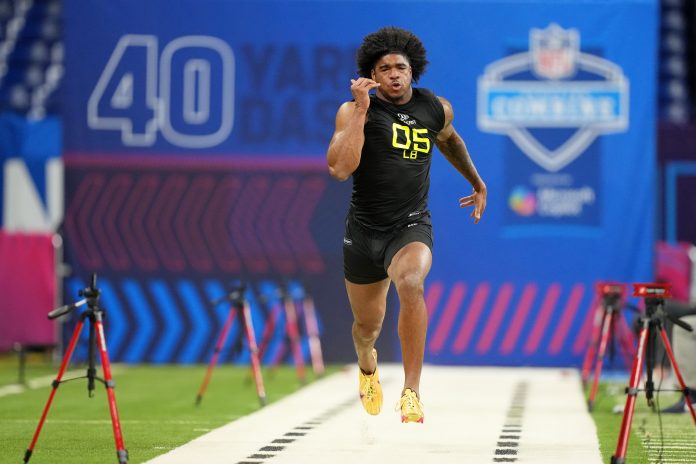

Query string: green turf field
0 354 336 463
2 354 695 464
587 380 696 463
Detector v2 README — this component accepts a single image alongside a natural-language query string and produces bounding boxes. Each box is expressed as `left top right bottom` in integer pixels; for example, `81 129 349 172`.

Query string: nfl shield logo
530 23 579 80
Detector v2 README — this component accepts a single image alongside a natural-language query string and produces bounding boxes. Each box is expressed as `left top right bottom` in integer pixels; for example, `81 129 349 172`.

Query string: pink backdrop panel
655 240 693 302
0 231 56 351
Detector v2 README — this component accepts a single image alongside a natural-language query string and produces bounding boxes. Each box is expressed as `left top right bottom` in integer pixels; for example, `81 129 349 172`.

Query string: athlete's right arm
327 78 380 181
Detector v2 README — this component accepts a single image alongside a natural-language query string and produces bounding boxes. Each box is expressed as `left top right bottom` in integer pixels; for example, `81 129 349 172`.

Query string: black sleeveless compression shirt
350 88 445 231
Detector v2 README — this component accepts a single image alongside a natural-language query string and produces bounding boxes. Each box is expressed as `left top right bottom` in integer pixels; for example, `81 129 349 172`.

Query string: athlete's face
371 53 413 104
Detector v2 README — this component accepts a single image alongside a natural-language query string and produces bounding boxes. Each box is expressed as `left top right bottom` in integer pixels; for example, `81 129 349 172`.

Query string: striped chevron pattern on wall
423 280 633 366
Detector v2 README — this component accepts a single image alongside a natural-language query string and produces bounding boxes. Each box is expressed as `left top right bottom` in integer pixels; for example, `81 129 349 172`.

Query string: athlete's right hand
351 78 380 110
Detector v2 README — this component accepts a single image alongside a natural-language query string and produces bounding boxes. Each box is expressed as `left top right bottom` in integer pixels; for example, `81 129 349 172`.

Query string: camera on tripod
597 281 626 306
611 281 696 464
633 282 672 300
77 277 100 300
598 282 626 298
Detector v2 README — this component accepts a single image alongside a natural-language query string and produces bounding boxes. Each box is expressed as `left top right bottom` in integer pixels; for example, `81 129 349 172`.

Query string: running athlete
327 26 487 423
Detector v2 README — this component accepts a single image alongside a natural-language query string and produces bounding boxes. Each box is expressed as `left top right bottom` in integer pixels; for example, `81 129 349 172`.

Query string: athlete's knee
353 320 382 342
394 271 425 298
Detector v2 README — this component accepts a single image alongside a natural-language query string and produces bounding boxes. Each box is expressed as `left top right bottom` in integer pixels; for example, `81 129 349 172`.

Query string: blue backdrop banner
62 0 657 365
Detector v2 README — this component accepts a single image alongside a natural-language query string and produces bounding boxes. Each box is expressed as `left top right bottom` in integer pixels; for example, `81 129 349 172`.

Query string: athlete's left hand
459 184 487 224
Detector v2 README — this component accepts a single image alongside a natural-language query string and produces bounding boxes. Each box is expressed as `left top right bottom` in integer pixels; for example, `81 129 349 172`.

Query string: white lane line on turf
649 443 694 454
637 419 696 463
0 367 126 397
3 419 225 425
0 384 25 396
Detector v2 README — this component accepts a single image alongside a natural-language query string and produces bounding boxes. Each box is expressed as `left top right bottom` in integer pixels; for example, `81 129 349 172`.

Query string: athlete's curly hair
356 26 428 82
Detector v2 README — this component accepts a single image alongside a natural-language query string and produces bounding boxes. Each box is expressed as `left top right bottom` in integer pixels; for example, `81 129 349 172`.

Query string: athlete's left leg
387 242 432 397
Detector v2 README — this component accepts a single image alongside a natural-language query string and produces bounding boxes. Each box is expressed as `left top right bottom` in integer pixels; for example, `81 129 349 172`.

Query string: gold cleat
398 388 424 423
358 348 382 415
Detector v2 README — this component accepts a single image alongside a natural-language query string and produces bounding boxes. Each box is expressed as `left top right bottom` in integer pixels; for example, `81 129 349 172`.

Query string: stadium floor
146 365 602 464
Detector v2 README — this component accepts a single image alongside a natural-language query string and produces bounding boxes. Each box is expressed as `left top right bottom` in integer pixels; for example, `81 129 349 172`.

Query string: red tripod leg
283 296 306 384
658 328 696 425
24 320 85 463
196 305 236 405
612 321 649 464
94 318 128 463
241 301 267 406
301 296 325 376
582 302 604 386
268 308 288 367
588 308 614 411
257 302 281 361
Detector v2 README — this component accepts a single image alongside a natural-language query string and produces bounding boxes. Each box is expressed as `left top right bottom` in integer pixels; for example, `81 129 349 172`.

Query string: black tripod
612 283 696 464
24 274 128 464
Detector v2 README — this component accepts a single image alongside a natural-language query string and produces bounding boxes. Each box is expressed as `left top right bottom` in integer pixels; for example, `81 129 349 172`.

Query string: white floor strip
0 384 26 396
146 366 602 464
0 367 124 398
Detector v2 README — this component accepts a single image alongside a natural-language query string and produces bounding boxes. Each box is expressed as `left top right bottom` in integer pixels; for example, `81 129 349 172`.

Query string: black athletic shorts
343 212 433 284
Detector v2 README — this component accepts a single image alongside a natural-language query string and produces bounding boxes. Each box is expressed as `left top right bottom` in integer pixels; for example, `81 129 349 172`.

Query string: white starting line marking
146 366 602 464
0 366 125 397
0 384 25 396
0 370 85 397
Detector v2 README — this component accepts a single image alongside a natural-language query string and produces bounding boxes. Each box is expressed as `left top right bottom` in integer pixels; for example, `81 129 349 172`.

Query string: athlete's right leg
345 278 390 374
346 278 390 415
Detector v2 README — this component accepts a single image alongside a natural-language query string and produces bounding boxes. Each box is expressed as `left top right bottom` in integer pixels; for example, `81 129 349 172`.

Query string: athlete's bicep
435 96 455 143
331 102 357 139
327 101 365 180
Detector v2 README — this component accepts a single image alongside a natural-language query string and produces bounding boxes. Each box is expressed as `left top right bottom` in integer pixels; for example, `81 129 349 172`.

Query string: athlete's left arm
435 96 487 224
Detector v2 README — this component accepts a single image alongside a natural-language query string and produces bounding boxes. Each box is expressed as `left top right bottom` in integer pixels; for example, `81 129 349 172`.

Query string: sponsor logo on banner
477 24 629 226
507 183 596 218
508 186 536 216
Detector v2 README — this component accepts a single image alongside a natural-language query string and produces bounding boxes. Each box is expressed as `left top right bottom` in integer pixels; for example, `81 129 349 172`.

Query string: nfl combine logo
477 23 629 172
